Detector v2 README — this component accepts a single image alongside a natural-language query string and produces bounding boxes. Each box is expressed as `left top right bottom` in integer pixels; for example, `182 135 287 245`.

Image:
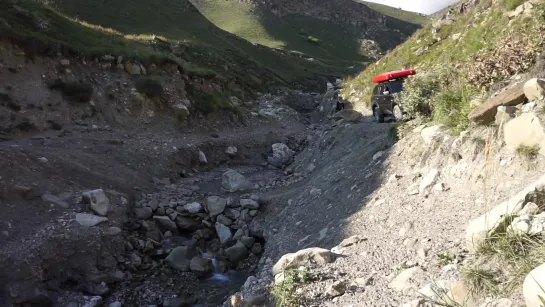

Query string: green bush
393 72 440 120
503 0 524 10
135 76 164 97
306 36 320 45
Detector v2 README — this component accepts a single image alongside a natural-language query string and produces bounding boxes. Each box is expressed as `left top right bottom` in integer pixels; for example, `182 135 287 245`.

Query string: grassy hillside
344 0 545 132
358 1 430 25
190 0 427 70
0 0 359 94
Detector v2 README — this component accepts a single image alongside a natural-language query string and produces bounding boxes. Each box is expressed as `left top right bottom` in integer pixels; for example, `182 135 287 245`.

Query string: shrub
49 78 94 102
503 0 524 10
135 76 164 97
516 144 541 160
306 36 320 45
393 72 440 120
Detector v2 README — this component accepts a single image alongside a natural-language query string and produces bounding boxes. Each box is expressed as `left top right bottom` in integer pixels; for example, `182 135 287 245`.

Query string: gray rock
233 228 245 240
225 146 238 157
175 216 200 231
243 294 267 306
340 235 364 247
75 213 108 227
184 202 202 214
198 151 207 164
267 156 283 168
216 215 233 226
42 193 70 208
148 199 159 211
104 227 122 236
222 169 252 192
272 143 294 165
165 246 190 271
82 189 110 216
224 208 241 220
225 241 249 264
129 253 142 266
251 243 262 254
240 236 255 248
153 216 177 231
419 169 440 195
389 267 424 292
134 207 153 219
190 256 213 277
240 199 259 210
215 222 232 244
326 281 347 297
206 196 227 216
309 188 322 197
509 212 545 236
108 302 122 307
272 248 340 275
146 230 163 242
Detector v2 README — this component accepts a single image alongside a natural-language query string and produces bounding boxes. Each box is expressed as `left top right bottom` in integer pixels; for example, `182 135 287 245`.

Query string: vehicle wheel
373 106 385 123
393 105 403 122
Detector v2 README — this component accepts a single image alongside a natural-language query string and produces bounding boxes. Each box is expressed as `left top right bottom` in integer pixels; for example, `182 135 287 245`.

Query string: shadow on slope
260 115 397 259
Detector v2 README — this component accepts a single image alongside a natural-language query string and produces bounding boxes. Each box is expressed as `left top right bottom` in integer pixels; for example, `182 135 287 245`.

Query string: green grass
272 267 321 307
516 144 541 160
358 1 430 25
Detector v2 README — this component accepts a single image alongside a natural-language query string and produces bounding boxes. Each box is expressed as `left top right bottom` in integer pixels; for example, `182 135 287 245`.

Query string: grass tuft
272 267 321 307
461 267 501 296
516 144 541 160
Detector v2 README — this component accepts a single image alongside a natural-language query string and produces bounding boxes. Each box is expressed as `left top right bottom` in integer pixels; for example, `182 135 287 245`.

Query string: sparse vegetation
464 230 545 296
516 144 541 160
306 36 320 45
272 267 321 307
504 0 524 11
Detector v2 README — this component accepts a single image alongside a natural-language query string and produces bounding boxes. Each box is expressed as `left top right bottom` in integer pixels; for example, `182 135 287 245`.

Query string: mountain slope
190 0 426 69
344 0 545 115
0 0 357 94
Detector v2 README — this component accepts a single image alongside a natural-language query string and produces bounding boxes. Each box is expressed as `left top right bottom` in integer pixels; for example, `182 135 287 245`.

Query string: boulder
466 174 545 251
225 146 238 157
272 248 340 276
271 143 294 166
124 62 141 75
190 256 213 277
175 216 201 231
468 82 527 124
523 263 545 307
184 202 202 214
504 113 545 157
225 241 249 264
82 189 110 216
495 106 517 125
332 109 363 122
134 207 153 219
222 169 252 192
509 212 545 236
421 125 444 145
523 78 545 101
240 199 259 210
206 196 227 216
215 222 232 244
75 213 108 227
153 216 177 231
165 246 190 271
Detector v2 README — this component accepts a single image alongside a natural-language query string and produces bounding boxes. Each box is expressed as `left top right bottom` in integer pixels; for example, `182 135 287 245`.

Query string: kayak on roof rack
372 69 416 84
370 69 417 123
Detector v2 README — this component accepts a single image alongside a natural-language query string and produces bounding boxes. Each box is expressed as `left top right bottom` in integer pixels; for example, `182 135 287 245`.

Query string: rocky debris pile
267 143 295 169
121 177 266 279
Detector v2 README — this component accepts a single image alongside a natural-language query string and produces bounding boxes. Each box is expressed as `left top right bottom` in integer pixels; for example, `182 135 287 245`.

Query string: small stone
60 59 70 66
310 188 322 196
389 267 423 292
41 193 69 208
184 202 202 214
240 236 255 248
226 146 238 156
165 246 190 271
326 281 347 297
340 235 363 247
206 196 227 216
82 189 110 216
240 199 259 210
225 241 249 264
104 227 121 236
198 151 207 164
217 215 233 226
251 243 262 254
215 222 232 244
417 247 428 260
75 213 108 227
153 216 177 231
190 256 213 277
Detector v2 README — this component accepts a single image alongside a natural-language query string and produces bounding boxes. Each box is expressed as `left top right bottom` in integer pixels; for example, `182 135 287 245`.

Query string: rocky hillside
190 0 426 69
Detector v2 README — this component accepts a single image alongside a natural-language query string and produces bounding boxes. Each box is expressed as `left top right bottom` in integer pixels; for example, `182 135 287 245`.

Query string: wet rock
215 222 232 244
226 146 238 157
326 281 347 297
75 213 108 227
82 189 110 216
222 169 252 192
165 246 190 271
153 216 177 231
134 207 153 219
190 256 213 277
184 202 202 214
340 235 364 247
225 241 249 264
523 78 545 101
240 199 259 210
272 248 340 275
206 196 227 216
41 193 69 208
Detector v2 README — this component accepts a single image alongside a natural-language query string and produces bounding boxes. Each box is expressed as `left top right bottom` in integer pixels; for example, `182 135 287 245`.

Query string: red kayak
372 69 416 83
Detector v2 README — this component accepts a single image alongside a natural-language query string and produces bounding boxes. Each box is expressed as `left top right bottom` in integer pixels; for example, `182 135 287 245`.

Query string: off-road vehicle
370 69 416 123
